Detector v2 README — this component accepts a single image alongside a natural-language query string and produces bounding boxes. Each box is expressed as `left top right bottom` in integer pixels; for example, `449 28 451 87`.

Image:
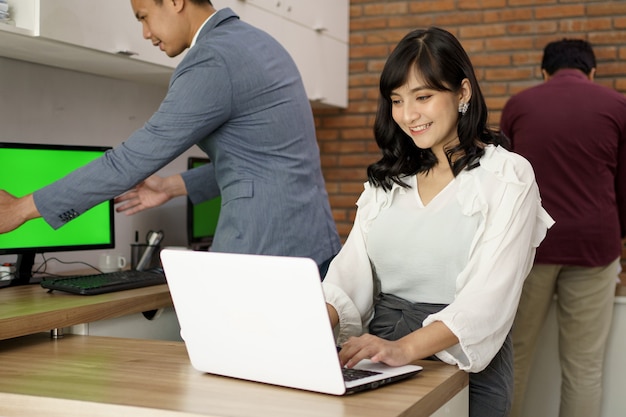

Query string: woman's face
390 70 471 157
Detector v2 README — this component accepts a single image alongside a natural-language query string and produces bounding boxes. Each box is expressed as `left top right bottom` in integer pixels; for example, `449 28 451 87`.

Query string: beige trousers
510 258 620 417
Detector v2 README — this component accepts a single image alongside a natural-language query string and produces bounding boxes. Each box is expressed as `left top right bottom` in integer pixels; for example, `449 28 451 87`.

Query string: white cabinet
239 0 348 42
0 0 348 107
0 0 179 85
35 0 183 69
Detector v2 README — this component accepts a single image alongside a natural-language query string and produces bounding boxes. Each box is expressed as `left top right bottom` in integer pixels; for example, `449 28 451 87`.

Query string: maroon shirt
501 69 626 267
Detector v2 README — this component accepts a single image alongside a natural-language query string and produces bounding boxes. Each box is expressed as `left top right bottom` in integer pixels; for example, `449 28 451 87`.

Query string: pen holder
131 243 161 271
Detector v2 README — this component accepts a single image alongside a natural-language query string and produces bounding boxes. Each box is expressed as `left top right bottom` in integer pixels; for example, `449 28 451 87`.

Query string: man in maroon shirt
501 39 626 417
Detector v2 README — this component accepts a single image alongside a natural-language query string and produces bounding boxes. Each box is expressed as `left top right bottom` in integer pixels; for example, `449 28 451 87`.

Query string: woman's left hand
338 333 413 368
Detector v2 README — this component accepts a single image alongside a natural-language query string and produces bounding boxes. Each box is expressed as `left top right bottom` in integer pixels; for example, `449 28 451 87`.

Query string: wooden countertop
0 334 469 417
0 283 172 340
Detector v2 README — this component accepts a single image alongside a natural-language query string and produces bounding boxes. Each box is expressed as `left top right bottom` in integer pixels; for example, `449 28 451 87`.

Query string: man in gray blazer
0 0 341 273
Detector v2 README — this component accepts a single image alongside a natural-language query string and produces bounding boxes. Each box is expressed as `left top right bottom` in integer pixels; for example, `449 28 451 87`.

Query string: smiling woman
321 27 554 417
389 74 470 163
388 70 470 205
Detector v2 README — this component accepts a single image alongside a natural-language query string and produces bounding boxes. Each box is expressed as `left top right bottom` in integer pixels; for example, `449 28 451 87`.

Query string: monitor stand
190 238 213 252
10 252 35 286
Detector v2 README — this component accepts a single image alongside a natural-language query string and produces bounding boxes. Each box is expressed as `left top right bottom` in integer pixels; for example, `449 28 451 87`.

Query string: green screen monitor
186 157 221 250
0 142 114 285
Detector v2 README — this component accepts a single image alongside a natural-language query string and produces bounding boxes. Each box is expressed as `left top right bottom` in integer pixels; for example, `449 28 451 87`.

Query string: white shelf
0 21 31 35
0 25 174 85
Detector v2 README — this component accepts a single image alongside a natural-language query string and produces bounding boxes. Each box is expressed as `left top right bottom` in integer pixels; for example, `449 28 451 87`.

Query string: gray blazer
34 8 341 266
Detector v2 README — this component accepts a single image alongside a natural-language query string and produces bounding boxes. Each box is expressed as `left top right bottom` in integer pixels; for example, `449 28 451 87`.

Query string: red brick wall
314 0 626 241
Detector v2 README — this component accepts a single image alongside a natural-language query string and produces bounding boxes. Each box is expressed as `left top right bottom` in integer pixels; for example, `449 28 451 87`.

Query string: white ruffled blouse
322 145 555 373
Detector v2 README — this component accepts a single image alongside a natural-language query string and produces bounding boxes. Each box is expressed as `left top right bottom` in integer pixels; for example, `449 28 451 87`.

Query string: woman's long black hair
367 27 509 190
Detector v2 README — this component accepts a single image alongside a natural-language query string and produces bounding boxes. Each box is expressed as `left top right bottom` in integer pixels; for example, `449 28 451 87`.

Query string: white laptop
160 249 423 395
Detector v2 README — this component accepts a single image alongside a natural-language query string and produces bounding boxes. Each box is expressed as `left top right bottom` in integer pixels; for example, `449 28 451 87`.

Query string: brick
349 73 382 88
616 17 626 29
506 21 558 35
595 46 619 61
510 51 542 66
408 1 456 13
338 154 378 167
320 141 368 154
350 45 391 60
597 62 626 77
535 5 586 20
339 182 367 194
485 96 510 112
480 83 510 96
485 68 535 81
589 31 626 45
324 167 368 182
315 129 340 142
506 81 540 95
470 53 512 67
485 36 535 51
587 3 626 16
483 8 534 23
336 223 354 240
460 24 508 39
350 17 389 31
387 16 436 29
342 128 375 140
320 115 369 129
559 17 613 32
509 0 559 6
459 0 507 9
363 3 408 16
434 12 484 26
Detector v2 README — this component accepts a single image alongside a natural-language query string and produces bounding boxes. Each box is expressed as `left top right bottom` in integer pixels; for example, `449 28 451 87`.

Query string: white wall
0 56 203 274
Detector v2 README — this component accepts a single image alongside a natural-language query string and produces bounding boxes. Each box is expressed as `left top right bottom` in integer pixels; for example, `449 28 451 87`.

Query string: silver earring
459 102 469 115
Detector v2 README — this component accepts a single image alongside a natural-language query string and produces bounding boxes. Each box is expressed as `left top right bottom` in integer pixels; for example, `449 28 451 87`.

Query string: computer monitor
186 157 221 251
0 142 114 286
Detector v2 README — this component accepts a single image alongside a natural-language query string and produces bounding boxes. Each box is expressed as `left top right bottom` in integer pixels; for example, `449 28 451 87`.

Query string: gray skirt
369 293 513 417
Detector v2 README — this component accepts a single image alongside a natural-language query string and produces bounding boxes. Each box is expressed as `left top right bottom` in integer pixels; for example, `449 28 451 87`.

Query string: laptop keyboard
40 270 167 295
342 367 382 382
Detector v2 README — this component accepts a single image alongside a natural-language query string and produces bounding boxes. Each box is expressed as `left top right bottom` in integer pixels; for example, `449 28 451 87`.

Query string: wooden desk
0 284 172 340
0 334 468 417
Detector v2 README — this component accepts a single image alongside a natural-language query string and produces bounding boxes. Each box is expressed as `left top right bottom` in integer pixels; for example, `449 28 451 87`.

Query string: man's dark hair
541 39 596 76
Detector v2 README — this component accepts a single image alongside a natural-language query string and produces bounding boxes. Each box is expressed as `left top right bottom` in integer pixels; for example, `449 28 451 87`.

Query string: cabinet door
7 0 37 32
230 0 348 42
215 0 348 107
281 0 349 43
37 0 183 68
278 19 348 108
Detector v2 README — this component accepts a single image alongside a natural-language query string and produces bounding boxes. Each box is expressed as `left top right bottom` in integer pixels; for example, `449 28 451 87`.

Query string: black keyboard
342 368 381 382
40 270 167 295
